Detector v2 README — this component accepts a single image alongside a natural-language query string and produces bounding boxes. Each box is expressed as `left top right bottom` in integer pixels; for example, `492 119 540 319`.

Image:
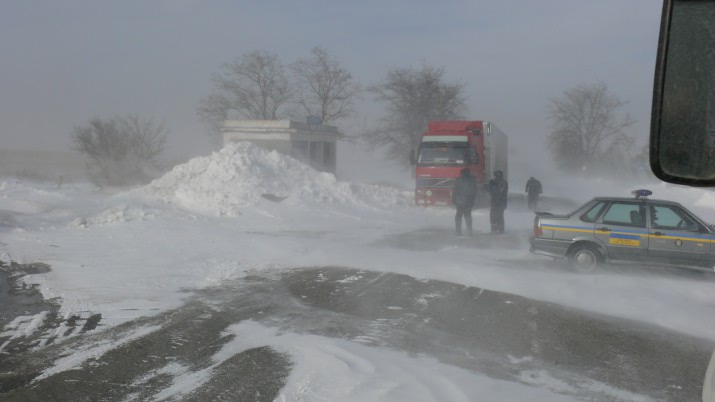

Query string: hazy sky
1 1 662 163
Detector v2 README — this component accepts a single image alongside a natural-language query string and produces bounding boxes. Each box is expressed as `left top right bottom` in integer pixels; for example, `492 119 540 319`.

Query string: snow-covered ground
2 142 715 400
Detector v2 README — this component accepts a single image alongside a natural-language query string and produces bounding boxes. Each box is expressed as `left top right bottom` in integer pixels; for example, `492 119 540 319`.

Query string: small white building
221 120 339 173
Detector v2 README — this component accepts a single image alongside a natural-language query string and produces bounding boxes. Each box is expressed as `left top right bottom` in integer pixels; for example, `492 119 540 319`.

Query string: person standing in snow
488 170 508 233
452 168 478 236
525 176 542 211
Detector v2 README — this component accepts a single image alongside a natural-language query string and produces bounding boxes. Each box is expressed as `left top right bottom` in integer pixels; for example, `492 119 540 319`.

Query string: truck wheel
568 244 602 272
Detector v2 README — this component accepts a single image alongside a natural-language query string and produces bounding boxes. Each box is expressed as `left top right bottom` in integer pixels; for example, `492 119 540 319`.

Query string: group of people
452 170 542 236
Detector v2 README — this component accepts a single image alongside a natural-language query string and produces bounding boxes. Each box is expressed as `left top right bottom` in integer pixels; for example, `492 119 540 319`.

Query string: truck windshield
417 144 476 165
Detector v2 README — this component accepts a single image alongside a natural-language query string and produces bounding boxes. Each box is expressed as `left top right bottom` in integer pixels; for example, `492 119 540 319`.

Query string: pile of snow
70 203 164 228
134 142 412 216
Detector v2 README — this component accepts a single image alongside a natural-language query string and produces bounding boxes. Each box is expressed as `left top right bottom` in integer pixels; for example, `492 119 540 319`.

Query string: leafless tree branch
290 47 360 125
547 82 635 173
365 64 466 165
198 50 293 142
71 115 167 186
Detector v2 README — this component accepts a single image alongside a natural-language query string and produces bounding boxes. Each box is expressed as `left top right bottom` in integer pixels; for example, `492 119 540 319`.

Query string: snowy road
1 266 712 401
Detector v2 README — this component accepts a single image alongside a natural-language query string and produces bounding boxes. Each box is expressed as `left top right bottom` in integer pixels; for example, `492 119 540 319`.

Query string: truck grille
416 178 455 188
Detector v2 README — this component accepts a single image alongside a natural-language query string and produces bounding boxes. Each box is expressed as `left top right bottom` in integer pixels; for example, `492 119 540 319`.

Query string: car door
647 202 712 265
594 201 649 261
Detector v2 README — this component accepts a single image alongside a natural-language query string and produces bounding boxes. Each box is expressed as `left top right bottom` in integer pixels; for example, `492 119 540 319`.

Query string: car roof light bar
631 189 653 199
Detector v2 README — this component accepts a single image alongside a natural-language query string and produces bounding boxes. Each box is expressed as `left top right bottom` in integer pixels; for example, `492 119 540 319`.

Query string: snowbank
134 142 412 216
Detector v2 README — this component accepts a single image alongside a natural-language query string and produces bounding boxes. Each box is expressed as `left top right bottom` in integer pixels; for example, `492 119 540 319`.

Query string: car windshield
2 2 715 401
417 144 472 164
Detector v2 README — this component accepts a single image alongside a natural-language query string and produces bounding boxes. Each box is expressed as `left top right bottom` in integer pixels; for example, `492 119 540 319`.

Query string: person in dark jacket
488 170 508 233
525 176 542 211
452 168 477 236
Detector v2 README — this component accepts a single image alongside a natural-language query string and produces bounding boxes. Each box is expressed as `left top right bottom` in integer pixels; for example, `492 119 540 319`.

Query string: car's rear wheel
568 244 602 272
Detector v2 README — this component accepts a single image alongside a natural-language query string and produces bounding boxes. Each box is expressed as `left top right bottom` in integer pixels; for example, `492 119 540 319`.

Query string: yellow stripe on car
540 225 715 243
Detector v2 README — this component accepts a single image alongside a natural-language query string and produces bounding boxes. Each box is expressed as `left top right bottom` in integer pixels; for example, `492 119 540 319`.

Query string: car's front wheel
568 244 602 272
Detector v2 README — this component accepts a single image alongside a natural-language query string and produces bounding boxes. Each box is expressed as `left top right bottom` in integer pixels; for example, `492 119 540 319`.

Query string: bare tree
290 47 360 125
547 82 635 172
71 115 167 186
198 50 293 142
196 94 232 140
366 64 466 164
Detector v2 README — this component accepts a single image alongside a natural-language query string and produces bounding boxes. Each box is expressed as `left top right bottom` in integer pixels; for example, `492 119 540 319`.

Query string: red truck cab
413 120 507 206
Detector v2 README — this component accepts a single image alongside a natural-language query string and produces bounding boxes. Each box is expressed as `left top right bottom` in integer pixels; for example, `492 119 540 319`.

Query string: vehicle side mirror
409 149 416 165
650 0 715 186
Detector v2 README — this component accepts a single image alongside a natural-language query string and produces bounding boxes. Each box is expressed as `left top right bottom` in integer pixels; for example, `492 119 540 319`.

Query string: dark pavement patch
1 266 712 401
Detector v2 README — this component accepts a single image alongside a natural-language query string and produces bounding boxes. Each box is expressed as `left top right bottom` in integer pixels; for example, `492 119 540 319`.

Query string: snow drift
135 142 412 216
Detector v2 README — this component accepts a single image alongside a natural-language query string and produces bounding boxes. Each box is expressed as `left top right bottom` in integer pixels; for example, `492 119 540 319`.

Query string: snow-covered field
2 142 715 400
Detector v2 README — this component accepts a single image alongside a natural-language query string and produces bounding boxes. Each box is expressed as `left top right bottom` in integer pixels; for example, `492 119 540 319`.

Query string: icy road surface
2 266 712 401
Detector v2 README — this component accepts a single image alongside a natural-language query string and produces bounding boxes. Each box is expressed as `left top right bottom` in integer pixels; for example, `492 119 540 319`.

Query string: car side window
580 201 608 222
600 202 645 227
650 204 699 231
